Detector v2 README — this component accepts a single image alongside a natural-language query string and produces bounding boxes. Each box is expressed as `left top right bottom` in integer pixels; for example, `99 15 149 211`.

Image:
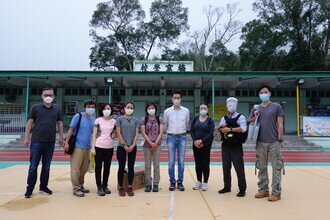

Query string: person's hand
63 142 69 152
58 137 64 147
150 142 157 151
194 140 202 148
128 145 135 153
24 137 30 147
220 127 231 134
91 147 96 156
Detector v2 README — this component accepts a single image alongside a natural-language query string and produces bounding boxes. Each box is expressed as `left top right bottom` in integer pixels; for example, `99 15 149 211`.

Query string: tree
89 0 189 71
240 0 329 71
189 3 242 72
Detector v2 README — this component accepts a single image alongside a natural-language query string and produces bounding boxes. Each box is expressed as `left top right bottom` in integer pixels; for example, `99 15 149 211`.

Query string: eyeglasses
43 94 54 97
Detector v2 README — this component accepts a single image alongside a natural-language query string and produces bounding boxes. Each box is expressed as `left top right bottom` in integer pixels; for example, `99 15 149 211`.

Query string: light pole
294 78 305 137
105 77 114 103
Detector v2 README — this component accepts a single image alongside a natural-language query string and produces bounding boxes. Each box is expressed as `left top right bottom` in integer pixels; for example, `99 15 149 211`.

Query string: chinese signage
302 116 330 137
133 60 194 72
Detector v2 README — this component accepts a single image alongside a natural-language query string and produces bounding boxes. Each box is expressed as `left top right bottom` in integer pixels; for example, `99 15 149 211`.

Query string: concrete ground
1 164 330 220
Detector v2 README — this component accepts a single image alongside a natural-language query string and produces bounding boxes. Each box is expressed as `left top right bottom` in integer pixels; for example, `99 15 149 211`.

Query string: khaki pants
144 146 161 185
70 148 90 191
256 141 283 195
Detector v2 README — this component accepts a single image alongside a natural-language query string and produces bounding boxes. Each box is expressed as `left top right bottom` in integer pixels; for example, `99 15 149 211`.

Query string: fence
0 114 26 134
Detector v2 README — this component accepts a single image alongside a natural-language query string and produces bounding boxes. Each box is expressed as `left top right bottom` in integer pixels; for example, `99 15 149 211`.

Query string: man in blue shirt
64 100 95 197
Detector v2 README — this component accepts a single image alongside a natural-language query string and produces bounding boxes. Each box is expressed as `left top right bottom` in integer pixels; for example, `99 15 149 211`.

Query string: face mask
125 108 134 115
173 98 181 105
43 97 53 104
259 93 270 102
147 109 156 115
86 108 95 115
103 109 111 117
227 106 236 113
200 110 208 115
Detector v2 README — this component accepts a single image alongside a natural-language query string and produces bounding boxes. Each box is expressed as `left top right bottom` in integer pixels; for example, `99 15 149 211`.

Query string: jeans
95 147 113 187
193 144 211 183
167 134 186 183
117 146 137 187
26 141 55 191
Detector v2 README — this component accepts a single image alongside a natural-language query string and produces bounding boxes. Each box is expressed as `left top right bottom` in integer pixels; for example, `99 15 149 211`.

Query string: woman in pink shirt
91 104 116 196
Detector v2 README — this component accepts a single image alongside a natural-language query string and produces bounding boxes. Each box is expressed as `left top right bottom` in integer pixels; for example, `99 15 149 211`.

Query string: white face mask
43 96 53 104
227 106 237 113
172 98 181 106
200 110 208 115
86 108 95 116
103 109 111 117
125 108 134 115
147 109 156 115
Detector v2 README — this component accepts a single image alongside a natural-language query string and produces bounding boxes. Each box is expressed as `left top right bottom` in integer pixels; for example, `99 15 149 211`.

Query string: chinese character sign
133 60 193 72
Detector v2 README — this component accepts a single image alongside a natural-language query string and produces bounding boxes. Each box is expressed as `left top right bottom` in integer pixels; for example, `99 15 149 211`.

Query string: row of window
0 88 23 95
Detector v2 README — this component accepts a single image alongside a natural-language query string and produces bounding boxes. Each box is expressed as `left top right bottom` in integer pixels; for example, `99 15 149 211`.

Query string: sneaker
169 182 176 191
218 188 231 194
97 187 105 196
268 194 281 202
127 187 134 197
177 181 185 191
237 191 246 197
73 189 85 197
80 187 90 194
103 185 111 194
39 187 53 195
24 189 33 198
145 185 152 192
202 182 208 191
152 184 159 192
119 187 126 197
255 191 269 199
193 181 202 190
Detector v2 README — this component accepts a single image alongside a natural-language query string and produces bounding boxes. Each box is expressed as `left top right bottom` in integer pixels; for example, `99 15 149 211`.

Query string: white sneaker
193 181 202 190
202 182 208 191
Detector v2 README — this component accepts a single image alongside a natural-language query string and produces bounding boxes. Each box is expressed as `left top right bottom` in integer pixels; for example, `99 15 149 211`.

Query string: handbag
247 115 260 142
65 113 82 155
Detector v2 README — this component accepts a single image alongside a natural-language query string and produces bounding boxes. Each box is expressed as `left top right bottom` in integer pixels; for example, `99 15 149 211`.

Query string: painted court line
168 191 175 220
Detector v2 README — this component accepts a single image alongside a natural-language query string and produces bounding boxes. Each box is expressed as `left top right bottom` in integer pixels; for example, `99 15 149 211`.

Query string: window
79 89 85 95
0 88 4 95
166 90 172 96
235 90 241 96
147 89 153 96
181 90 187 96
86 89 91 95
222 90 228 96
319 91 325 97
133 89 139 96
311 91 317 97
283 91 290 96
249 90 255 97
120 89 126 96
242 90 248 97
64 89 71 95
98 89 105 95
140 89 146 96
291 91 296 97
154 90 160 96
306 91 310 97
276 91 283 97
201 90 207 96
72 89 78 95
215 90 221 96
188 89 194 96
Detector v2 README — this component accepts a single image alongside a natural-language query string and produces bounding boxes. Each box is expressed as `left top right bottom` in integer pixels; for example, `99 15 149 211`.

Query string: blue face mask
86 108 95 116
259 93 270 102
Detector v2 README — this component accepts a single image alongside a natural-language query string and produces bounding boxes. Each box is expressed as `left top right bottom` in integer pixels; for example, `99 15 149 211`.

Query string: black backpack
222 114 248 145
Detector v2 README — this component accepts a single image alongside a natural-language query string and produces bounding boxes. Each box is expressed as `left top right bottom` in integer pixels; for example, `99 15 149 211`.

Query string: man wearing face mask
65 99 96 197
164 90 190 191
218 97 247 197
249 85 284 202
24 88 63 198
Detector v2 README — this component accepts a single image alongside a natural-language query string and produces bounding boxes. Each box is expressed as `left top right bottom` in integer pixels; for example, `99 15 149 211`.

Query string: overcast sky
0 0 256 71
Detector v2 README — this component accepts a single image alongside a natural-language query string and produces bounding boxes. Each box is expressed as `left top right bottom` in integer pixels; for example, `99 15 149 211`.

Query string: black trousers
116 146 137 187
221 144 247 191
95 147 114 187
193 144 211 183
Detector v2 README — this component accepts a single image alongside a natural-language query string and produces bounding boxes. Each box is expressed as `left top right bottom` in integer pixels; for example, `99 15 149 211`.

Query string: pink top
94 117 116 149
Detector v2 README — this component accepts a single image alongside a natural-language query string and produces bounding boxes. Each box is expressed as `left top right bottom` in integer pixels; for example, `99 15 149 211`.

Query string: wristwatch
278 139 283 143
230 127 233 132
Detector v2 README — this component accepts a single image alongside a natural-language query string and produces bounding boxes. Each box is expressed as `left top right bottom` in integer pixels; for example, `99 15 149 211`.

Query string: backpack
222 114 248 145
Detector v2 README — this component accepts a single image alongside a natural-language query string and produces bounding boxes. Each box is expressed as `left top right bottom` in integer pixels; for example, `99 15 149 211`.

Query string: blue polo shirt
70 113 94 149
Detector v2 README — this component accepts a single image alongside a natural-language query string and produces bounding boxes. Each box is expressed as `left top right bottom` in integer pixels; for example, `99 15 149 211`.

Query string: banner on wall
208 104 227 121
302 117 330 137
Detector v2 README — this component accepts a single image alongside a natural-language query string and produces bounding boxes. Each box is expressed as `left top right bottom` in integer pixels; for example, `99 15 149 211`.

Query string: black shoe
39 187 52 195
97 187 105 196
237 191 246 197
80 187 90 194
152 185 159 192
25 189 33 198
177 181 185 191
218 188 231 194
169 182 176 191
145 185 152 192
103 185 111 194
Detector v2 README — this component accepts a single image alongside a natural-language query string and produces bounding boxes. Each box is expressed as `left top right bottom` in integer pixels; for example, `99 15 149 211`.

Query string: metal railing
0 114 26 134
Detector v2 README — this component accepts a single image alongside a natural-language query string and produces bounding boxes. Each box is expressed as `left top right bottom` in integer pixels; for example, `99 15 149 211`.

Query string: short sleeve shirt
140 116 164 148
115 116 139 147
70 113 94 149
29 103 62 142
94 117 116 149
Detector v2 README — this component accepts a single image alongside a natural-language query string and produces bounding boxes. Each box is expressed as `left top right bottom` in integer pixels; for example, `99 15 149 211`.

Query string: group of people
23 85 284 202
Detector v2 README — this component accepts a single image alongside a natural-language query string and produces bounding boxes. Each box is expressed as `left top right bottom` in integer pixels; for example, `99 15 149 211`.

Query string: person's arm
163 109 168 131
277 116 284 141
129 127 139 152
141 124 153 146
91 126 98 155
185 109 190 131
24 119 34 147
57 121 64 146
190 117 197 141
201 118 215 144
155 123 164 146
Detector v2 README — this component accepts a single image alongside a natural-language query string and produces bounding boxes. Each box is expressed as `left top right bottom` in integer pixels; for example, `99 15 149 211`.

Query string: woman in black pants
190 104 215 191
115 102 139 197
91 104 116 196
